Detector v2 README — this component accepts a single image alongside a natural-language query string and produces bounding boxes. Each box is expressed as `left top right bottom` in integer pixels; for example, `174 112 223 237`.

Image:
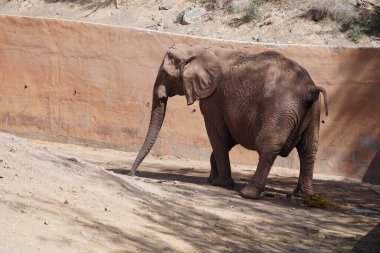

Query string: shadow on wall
319 48 380 184
363 149 380 185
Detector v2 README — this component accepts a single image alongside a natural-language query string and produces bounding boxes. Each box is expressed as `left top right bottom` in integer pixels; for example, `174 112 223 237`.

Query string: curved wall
0 16 379 182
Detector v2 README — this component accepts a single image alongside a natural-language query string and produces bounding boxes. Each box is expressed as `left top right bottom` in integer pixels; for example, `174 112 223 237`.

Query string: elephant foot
293 185 313 198
212 177 235 189
239 183 262 200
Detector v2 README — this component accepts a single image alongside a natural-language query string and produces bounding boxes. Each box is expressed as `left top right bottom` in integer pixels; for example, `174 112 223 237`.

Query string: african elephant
129 44 328 200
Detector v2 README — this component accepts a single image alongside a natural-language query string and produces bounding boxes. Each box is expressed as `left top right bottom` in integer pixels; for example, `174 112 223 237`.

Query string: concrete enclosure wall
0 16 379 182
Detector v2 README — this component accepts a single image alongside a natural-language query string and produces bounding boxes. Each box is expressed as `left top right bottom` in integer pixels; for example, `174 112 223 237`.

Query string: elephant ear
182 49 222 105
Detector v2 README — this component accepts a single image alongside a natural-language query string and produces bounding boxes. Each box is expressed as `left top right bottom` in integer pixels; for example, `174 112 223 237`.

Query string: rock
259 19 273 27
256 36 263 42
64 200 69 204
159 3 172 10
228 0 249 13
44 221 48 225
181 8 206 25
67 157 78 163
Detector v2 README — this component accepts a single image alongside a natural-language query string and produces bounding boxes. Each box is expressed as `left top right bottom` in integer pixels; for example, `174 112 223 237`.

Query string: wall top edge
1 14 380 51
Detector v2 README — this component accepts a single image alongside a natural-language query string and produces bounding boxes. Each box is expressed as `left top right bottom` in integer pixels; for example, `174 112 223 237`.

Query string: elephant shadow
108 166 291 195
107 164 380 213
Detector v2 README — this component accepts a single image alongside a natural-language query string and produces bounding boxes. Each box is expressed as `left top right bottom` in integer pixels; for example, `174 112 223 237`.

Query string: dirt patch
0 131 379 252
0 0 379 47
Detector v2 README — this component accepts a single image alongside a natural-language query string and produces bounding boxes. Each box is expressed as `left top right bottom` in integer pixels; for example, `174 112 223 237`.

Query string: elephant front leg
203 122 235 189
211 150 235 189
207 152 218 183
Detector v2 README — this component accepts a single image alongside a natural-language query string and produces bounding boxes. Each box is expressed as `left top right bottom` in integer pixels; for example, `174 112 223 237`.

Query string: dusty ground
0 131 379 252
0 0 379 47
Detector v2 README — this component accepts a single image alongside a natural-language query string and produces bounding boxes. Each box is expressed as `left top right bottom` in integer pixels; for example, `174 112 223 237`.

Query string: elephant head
129 44 223 176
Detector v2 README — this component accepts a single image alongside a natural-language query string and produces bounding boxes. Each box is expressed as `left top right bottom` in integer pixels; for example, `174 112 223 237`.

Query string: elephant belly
224 109 259 151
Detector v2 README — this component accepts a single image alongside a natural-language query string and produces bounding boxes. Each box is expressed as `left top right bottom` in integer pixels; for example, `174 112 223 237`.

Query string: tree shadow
3 158 379 252
99 168 380 252
107 164 380 213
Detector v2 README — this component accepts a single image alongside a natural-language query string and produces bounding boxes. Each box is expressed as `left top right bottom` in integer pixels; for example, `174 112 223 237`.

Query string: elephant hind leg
240 125 289 199
294 126 318 197
240 152 278 199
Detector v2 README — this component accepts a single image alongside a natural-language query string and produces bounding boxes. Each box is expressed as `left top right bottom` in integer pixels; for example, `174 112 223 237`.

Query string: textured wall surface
0 16 379 182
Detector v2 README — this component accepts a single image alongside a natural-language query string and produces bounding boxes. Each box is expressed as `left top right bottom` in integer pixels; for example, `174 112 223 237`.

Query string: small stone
9 148 15 153
44 221 48 225
256 36 262 42
182 8 207 25
64 200 69 205
159 3 172 10
104 207 110 212
67 157 79 163
21 209 27 213
0 159 3 163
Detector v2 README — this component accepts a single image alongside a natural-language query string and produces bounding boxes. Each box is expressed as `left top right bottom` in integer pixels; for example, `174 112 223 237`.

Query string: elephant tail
315 86 328 116
305 86 328 116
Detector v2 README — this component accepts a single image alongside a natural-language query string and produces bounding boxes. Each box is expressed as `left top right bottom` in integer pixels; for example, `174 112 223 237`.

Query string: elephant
128 44 328 200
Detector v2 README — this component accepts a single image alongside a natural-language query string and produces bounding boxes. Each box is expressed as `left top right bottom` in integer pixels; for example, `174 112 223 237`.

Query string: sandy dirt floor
0 131 379 252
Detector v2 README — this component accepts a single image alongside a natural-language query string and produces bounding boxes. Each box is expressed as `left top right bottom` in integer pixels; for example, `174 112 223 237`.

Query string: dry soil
0 132 379 252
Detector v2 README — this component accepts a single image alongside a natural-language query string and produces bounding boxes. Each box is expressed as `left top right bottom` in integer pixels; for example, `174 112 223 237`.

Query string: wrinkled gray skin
129 44 328 199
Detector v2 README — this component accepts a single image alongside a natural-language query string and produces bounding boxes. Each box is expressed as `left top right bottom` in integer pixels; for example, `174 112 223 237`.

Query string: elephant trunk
129 88 167 176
